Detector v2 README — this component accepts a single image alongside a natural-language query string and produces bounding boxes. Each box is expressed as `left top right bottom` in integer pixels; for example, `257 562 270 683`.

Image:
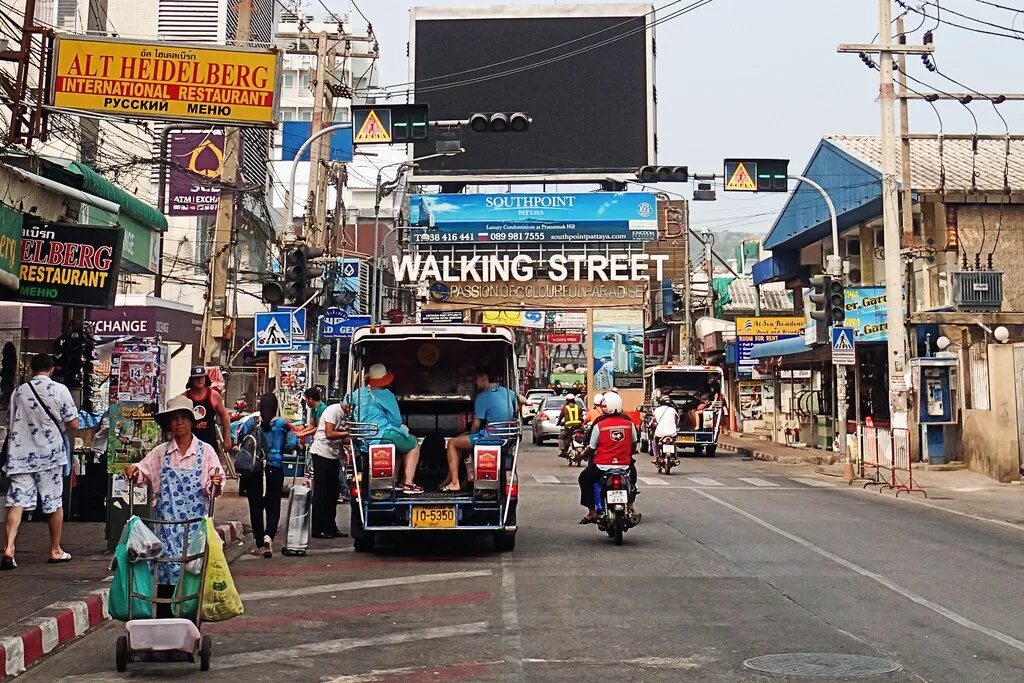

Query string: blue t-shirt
346 387 404 445
474 385 516 432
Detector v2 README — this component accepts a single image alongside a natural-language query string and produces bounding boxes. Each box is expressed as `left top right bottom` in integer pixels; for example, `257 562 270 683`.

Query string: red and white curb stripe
0 520 244 680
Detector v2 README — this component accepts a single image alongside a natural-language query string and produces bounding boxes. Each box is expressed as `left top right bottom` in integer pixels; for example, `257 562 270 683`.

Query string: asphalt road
22 442 1024 682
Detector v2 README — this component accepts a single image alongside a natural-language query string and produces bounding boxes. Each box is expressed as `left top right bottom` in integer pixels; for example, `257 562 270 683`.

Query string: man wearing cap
127 396 223 608
346 364 422 495
182 367 232 455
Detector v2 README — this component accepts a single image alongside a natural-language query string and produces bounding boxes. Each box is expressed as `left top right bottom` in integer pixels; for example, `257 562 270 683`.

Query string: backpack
234 418 266 476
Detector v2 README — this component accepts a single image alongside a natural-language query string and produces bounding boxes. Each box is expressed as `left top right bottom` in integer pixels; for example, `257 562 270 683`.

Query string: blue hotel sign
408 192 658 244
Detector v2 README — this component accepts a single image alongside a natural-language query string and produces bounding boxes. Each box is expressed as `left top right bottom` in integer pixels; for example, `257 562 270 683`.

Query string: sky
329 0 1024 238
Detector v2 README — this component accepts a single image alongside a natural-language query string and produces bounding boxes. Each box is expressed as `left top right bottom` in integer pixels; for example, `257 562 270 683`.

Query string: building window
967 343 990 410
300 72 310 90
284 73 294 89
301 109 313 121
282 110 294 121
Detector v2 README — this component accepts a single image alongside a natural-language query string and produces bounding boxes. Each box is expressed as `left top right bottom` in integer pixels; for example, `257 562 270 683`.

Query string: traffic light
809 275 846 326
636 166 689 183
54 326 86 389
390 104 429 142
261 279 285 306
284 245 325 304
468 112 530 133
723 158 789 192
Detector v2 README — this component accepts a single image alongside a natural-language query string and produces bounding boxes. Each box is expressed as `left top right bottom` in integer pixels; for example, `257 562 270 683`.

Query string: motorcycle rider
577 393 640 525
557 393 584 459
652 395 680 464
584 393 606 426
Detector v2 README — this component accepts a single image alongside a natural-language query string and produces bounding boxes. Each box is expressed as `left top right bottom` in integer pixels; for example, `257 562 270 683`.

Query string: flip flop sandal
47 552 71 564
402 484 424 494
578 517 597 525
1 556 16 570
439 483 461 493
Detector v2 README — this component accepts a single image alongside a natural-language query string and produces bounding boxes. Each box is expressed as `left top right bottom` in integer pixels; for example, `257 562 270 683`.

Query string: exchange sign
49 36 281 125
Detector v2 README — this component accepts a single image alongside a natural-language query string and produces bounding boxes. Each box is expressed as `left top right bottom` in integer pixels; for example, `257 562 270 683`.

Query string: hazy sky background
334 0 1024 237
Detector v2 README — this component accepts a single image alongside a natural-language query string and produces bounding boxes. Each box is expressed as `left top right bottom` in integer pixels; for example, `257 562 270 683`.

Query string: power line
897 0 1024 39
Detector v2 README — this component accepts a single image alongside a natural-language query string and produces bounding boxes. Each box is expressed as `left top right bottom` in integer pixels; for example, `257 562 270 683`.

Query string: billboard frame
407 3 656 185
47 35 282 128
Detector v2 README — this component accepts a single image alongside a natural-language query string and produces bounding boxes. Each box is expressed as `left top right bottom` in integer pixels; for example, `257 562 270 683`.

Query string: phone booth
910 357 957 464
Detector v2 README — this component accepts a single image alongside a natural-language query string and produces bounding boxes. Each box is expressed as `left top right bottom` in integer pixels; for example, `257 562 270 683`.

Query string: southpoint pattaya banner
49 36 280 125
408 192 658 243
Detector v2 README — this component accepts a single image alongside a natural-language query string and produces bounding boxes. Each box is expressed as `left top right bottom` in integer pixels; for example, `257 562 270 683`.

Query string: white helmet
603 392 623 414
565 393 576 401
594 392 606 407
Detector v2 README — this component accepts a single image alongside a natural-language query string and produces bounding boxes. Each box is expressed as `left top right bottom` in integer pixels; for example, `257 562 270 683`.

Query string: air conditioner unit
952 271 1003 311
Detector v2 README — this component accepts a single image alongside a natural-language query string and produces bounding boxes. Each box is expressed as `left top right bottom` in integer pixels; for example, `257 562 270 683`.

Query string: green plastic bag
108 517 155 621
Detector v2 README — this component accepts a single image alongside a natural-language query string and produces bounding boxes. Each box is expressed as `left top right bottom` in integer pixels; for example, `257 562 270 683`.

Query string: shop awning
750 336 809 359
42 159 167 232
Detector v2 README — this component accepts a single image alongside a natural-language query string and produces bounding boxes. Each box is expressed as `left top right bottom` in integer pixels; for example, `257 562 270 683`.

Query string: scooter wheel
199 634 212 671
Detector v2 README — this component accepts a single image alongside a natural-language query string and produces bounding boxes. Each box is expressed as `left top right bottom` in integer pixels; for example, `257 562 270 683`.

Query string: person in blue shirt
238 393 299 558
443 364 520 492
346 364 423 495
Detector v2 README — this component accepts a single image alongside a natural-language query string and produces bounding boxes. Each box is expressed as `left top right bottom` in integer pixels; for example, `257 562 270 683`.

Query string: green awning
41 159 168 232
0 203 21 290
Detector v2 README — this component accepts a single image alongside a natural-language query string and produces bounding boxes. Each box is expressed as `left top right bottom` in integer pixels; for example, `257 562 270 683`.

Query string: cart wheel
297 549 306 556
115 635 128 672
281 548 293 557
200 635 212 671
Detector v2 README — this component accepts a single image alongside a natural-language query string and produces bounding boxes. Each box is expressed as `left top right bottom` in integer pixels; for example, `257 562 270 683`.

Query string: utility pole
895 16 914 240
201 0 251 364
306 32 334 248
703 228 714 318
839 2 934 439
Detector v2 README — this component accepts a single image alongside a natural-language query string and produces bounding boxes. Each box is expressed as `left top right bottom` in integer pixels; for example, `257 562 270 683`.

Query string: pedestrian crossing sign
254 311 292 351
725 161 757 191
831 326 856 366
353 108 392 144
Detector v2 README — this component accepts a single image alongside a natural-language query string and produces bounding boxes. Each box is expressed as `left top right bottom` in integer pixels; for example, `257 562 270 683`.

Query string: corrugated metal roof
723 278 794 314
825 135 1024 193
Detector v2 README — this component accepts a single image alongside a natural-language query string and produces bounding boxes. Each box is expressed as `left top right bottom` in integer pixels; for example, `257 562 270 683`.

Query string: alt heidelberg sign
48 36 281 126
11 221 123 308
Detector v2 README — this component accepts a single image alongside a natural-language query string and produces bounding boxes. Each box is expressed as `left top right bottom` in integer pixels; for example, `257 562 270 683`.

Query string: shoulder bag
234 417 266 476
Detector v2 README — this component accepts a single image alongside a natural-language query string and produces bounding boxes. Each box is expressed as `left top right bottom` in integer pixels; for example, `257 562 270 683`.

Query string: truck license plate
606 490 628 504
411 506 456 528
678 434 696 443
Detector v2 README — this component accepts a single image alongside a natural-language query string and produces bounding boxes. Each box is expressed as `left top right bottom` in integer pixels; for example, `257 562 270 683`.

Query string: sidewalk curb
721 437 838 466
0 520 245 681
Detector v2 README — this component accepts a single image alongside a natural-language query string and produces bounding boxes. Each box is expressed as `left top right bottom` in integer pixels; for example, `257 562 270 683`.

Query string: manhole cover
743 653 901 678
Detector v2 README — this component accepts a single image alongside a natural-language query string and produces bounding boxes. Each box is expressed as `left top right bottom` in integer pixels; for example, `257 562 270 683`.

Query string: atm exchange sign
49 36 281 126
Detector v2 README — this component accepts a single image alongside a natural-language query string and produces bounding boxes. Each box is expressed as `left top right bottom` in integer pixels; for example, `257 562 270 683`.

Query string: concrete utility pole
839 2 934 439
306 32 334 248
201 0 251 364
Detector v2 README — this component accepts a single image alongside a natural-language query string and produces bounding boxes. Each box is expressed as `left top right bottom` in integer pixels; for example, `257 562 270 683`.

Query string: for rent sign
14 222 122 308
49 37 280 125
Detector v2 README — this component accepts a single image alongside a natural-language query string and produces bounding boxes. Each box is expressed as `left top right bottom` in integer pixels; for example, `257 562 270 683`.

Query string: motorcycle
593 468 640 545
564 426 587 467
654 435 679 475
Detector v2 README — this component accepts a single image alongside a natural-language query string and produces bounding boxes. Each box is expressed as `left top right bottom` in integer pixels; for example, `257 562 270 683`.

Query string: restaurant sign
11 221 122 308
49 36 280 126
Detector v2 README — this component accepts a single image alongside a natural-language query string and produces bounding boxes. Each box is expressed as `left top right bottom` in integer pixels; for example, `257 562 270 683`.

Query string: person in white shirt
308 401 348 538
652 395 679 462
3 354 79 569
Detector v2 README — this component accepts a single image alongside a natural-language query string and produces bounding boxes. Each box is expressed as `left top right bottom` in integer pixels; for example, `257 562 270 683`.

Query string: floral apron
156 441 207 585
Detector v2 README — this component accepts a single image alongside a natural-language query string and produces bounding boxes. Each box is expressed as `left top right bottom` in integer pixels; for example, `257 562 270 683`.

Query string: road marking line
322 661 500 683
532 474 561 484
738 477 780 488
638 477 669 486
688 477 724 487
694 488 1024 656
501 556 524 681
790 477 837 487
240 569 492 601
216 622 491 669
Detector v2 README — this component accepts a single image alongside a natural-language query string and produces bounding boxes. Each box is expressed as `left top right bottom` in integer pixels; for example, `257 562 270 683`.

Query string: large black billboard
410 4 655 181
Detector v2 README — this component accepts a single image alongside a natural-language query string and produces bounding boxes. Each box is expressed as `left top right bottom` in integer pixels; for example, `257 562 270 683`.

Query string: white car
521 389 555 424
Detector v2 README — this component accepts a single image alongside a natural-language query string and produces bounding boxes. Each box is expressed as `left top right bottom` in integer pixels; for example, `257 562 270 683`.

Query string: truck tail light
506 482 519 498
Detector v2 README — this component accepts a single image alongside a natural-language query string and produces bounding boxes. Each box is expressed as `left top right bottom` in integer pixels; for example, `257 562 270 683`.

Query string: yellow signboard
736 316 805 338
354 109 391 143
49 36 280 126
725 162 757 191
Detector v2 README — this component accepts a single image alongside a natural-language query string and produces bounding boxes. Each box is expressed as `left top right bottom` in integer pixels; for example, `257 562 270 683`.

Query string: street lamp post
790 173 851 479
371 149 464 321
283 122 353 237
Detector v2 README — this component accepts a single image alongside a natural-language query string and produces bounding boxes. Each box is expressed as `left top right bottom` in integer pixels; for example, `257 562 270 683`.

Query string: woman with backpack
237 393 298 558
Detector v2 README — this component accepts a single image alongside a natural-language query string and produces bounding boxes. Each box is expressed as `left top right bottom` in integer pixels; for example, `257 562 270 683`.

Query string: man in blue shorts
443 364 519 492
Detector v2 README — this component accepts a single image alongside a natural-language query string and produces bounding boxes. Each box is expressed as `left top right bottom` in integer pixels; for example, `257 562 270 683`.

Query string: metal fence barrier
860 426 926 497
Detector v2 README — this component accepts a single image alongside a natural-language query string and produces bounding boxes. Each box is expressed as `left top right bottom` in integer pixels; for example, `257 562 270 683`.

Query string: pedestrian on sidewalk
294 388 327 443
308 398 348 538
2 353 78 570
237 393 298 558
126 395 223 616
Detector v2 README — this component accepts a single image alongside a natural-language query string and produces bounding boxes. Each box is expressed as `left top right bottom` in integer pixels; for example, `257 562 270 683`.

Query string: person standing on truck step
308 397 349 537
182 367 232 459
346 364 423 495
443 364 518 493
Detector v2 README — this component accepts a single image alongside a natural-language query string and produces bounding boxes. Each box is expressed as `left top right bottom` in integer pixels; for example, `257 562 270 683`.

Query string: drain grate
743 653 901 678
